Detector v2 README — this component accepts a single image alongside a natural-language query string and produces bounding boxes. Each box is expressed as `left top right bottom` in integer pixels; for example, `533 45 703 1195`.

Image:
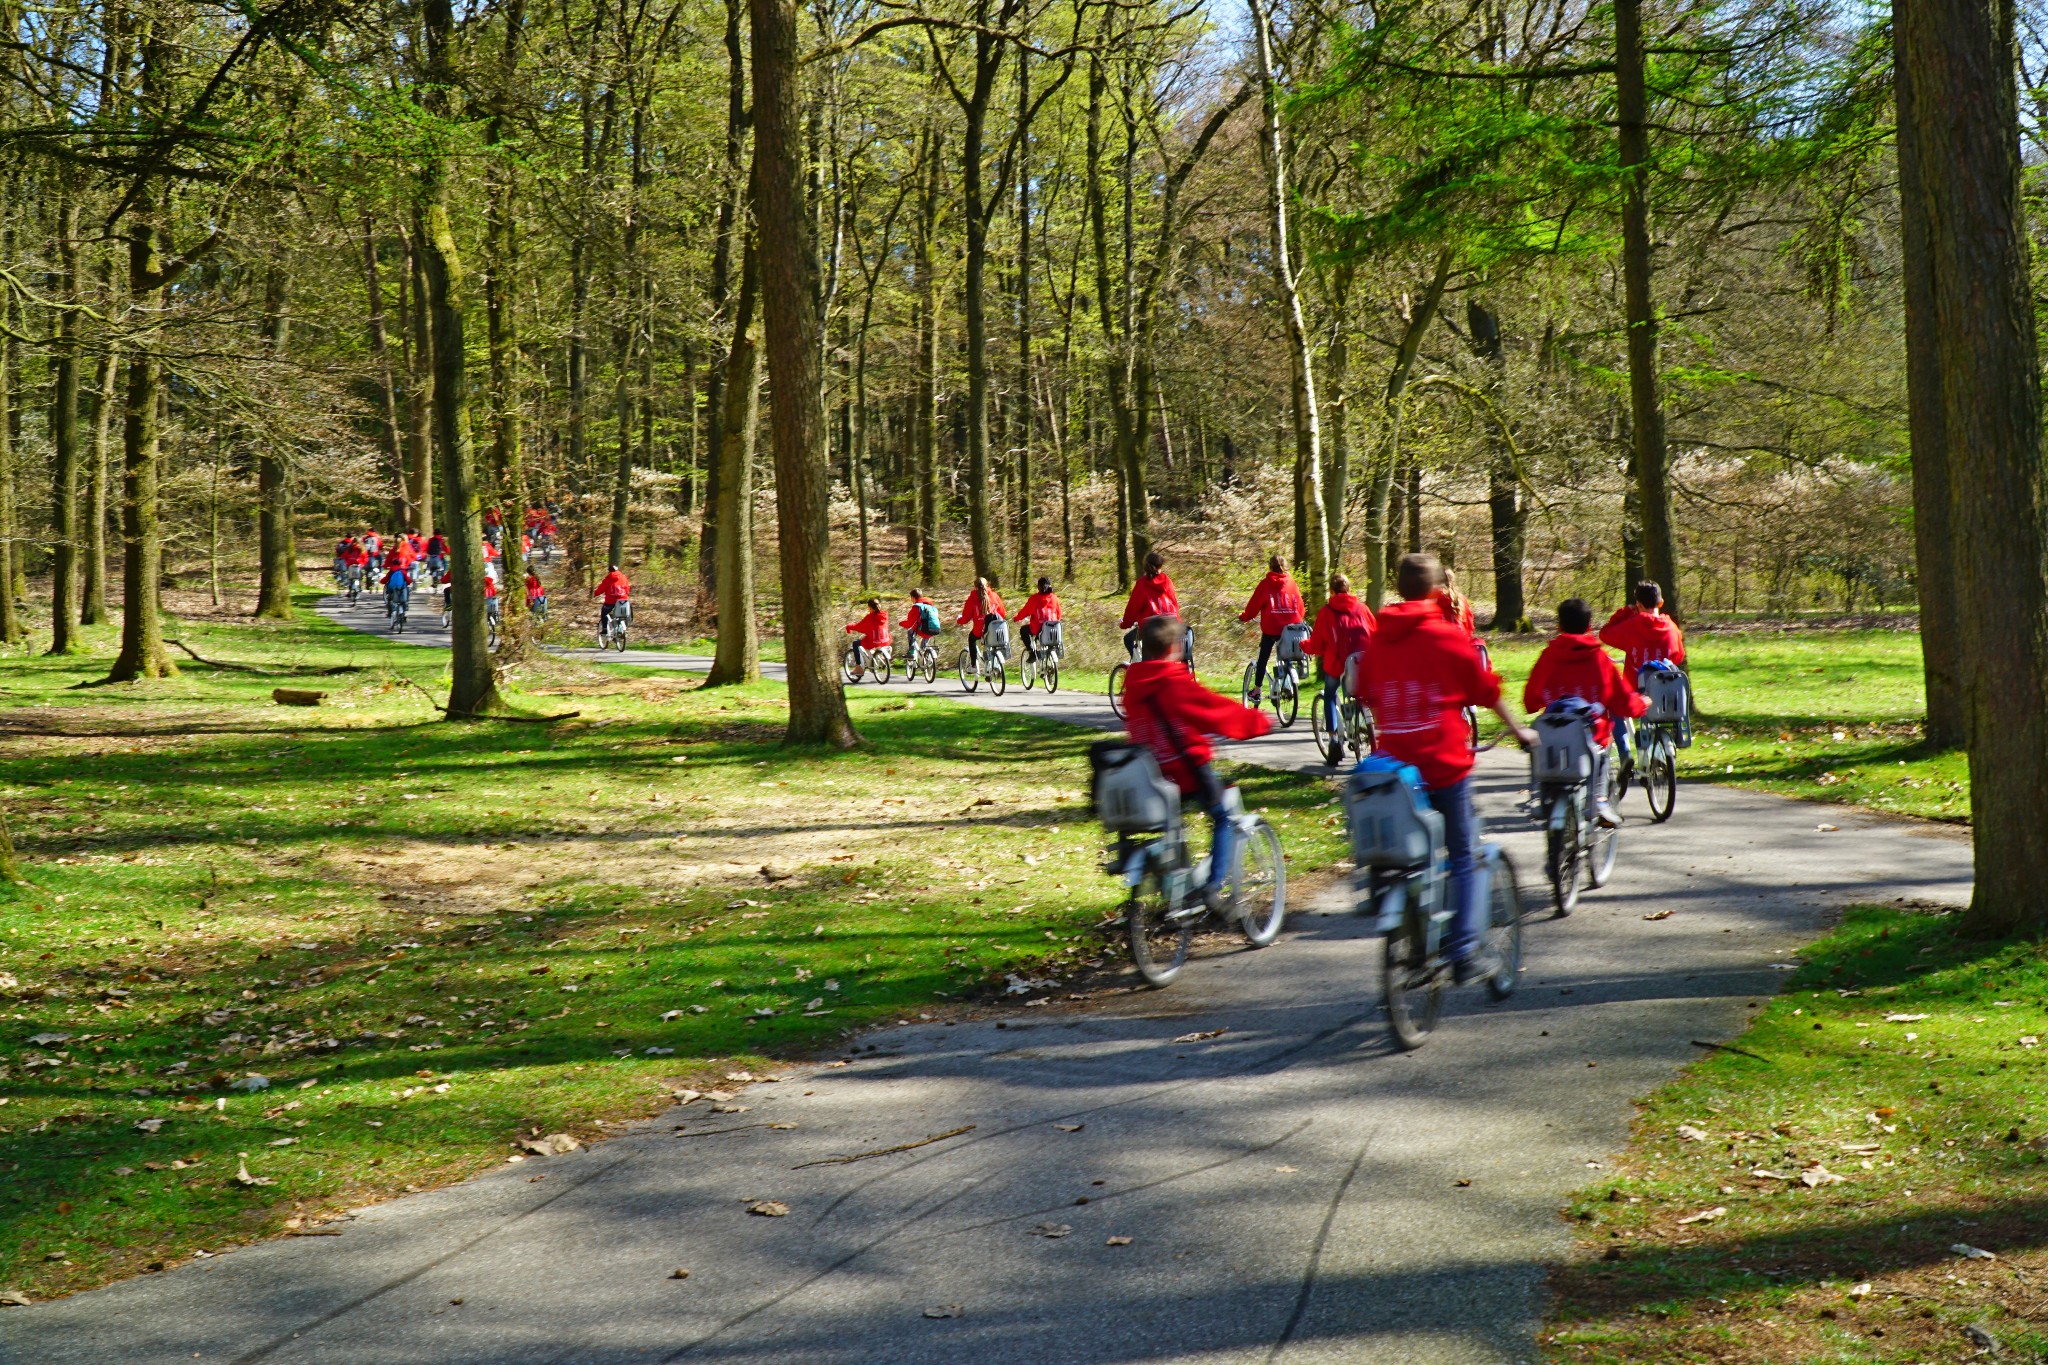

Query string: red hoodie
958 588 1007 637
1303 593 1376 682
1523 633 1645 746
900 600 939 636
1121 659 1273 794
593 570 631 604
1599 605 1686 674
1355 600 1504 791
1239 572 1306 635
1120 573 1180 629
1014 591 1063 629
846 608 890 649
1434 589 1476 637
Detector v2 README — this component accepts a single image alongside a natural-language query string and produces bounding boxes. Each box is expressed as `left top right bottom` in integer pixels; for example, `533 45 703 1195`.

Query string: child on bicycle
845 597 890 675
958 578 1007 670
1121 614 1272 911
1303 574 1375 742
899 589 943 654
525 568 546 618
1599 580 1686 673
1239 554 1306 703
1356 555 1535 983
1014 576 1063 660
1524 597 1644 829
1120 551 1180 657
593 563 631 635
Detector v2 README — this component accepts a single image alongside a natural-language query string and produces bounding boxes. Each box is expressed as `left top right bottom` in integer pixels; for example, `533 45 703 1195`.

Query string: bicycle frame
1361 842 1510 952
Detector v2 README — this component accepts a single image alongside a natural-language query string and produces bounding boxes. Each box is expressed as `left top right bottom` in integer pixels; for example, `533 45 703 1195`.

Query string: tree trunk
698 0 751 597
1364 248 1452 608
750 0 857 747
1892 21 1964 749
914 129 942 582
254 266 296 618
705 233 762 687
362 218 406 528
1614 0 1678 617
109 203 176 682
81 348 116 625
1324 264 1354 563
1466 300 1526 629
485 0 530 654
48 184 83 652
0 205 17 647
402 231 436 534
959 34 1001 585
419 0 500 718
1899 0 2048 935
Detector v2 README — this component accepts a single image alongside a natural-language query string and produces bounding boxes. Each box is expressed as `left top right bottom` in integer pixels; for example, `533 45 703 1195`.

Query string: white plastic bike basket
1276 622 1310 662
1346 767 1442 870
1090 742 1179 835
1533 709 1599 783
1039 620 1063 653
1638 665 1692 745
1342 651 1368 697
985 617 1011 653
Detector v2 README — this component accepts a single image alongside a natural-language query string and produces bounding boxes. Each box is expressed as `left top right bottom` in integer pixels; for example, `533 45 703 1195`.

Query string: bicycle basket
1039 619 1063 653
1276 621 1310 662
1637 662 1692 745
1532 704 1600 783
1342 650 1369 697
985 617 1011 653
1346 759 1442 869
1088 740 1179 835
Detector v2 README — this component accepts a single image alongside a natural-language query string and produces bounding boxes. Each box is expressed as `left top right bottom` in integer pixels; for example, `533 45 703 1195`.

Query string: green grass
0 595 1348 1300
1545 906 2048 1363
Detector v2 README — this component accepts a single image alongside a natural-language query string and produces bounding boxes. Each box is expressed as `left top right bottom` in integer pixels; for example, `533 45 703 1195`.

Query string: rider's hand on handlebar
1511 723 1538 750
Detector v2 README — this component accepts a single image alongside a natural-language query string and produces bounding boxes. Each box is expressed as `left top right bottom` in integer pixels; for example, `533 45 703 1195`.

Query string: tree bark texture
109 203 176 681
1364 248 1452 609
1465 300 1526 630
254 266 296 618
82 348 117 625
705 235 762 687
47 186 83 652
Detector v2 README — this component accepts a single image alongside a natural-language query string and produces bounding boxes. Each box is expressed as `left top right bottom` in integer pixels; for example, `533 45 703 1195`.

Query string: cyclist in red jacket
1434 569 1477 637
1120 551 1180 656
1356 554 1535 983
900 589 942 645
958 578 1007 671
1014 576 1063 662
1122 614 1273 910
593 564 631 637
1526 597 1644 828
1239 554 1306 704
1303 574 1376 752
845 597 890 674
1599 580 1687 674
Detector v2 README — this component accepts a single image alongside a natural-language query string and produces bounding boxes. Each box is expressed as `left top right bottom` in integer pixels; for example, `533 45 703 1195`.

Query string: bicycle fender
1367 878 1408 935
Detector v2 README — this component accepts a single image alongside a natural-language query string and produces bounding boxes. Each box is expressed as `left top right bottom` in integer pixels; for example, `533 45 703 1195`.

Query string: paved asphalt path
4 600 1976 1365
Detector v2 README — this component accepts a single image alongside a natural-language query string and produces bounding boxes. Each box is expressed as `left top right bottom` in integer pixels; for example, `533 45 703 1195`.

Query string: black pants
1252 632 1282 689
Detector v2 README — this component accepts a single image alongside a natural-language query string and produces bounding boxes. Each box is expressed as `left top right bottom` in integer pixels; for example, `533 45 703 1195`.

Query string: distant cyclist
1014 576 1063 661
1120 550 1179 656
332 535 355 581
1355 554 1534 984
424 530 450 580
525 568 546 619
1238 554 1305 703
845 597 889 673
958 577 1007 671
1303 574 1375 739
382 558 412 616
363 529 383 561
1599 580 1686 674
1526 597 1643 828
900 589 943 650
593 562 631 636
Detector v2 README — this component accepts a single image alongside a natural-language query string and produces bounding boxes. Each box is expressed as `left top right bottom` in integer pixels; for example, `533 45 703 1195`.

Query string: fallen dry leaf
1642 910 1673 922
1453 1177 1473 1188
1952 1243 1997 1261
768 1122 798 1130
747 1200 790 1218
517 1133 581 1157
669 1268 691 1280
1053 1123 1084 1133
1676 1124 1709 1142
1847 1282 1871 1299
232 1154 275 1188
1105 1236 1132 1246
1677 1207 1727 1226
1799 1165 1845 1188
0 1290 30 1307
1031 1222 1072 1239
923 1305 963 1319
1172 1029 1227 1044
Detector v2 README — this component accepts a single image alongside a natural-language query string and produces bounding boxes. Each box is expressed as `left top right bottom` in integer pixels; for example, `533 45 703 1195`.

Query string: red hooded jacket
1303 593 1376 682
1121 659 1273 794
958 587 1008 637
900 600 939 637
1239 572 1306 635
1120 573 1180 629
1599 606 1687 674
1355 599 1504 791
846 608 890 649
1434 589 1476 637
593 570 631 604
1523 633 1645 746
1014 592 1063 628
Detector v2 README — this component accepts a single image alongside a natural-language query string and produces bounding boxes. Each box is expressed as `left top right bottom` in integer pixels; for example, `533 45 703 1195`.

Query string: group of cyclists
842 575 1067 684
330 507 578 638
1105 548 1686 988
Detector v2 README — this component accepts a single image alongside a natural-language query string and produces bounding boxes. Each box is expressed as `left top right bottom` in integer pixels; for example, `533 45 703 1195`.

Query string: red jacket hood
1372 598 1446 645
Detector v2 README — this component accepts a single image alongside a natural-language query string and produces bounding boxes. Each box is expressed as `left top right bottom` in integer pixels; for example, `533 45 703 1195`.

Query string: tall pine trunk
705 233 762 687
47 185 83 652
1365 249 1451 609
254 266 296 618
750 0 856 747
485 0 530 653
81 348 116 625
109 196 176 682
1466 300 1526 629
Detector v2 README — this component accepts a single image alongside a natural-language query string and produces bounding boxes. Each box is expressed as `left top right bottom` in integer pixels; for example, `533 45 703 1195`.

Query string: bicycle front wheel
922 650 939 685
1240 661 1259 708
1485 852 1524 1001
1347 701 1373 758
1232 818 1287 947
958 651 979 693
1021 652 1039 691
1271 672 1298 729
1645 745 1677 823
1126 876 1192 988
1383 908 1442 1051
1108 662 1129 719
1311 693 1343 766
1588 812 1619 888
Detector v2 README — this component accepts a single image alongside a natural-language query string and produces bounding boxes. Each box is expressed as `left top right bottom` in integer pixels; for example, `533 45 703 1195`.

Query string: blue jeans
1614 716 1633 766
1321 673 1342 737
1427 777 1482 964
1190 762 1234 895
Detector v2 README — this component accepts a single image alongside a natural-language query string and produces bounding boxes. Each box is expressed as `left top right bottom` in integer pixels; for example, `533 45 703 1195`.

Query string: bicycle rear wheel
1645 743 1677 823
1383 907 1442 1051
1044 658 1059 694
1108 662 1129 719
1545 799 1582 918
1485 852 1524 1001
1232 818 1287 947
1127 875 1192 988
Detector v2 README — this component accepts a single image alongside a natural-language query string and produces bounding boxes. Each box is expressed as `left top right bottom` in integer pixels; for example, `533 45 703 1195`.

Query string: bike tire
1240 661 1259 709
1108 662 1129 719
1044 659 1059 695
1311 693 1343 767
841 649 860 686
922 651 938 685
614 628 628 653
1347 701 1373 758
1233 818 1287 947
1383 908 1442 1051
989 659 1007 696
958 651 979 693
1545 804 1581 918
1588 814 1619 888
1646 747 1677 823
1126 875 1192 988
1485 852 1525 1001
1272 674 1298 729
874 653 893 685
1021 653 1038 691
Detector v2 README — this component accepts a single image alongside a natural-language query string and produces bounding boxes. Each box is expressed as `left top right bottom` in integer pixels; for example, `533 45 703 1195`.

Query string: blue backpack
914 602 942 636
